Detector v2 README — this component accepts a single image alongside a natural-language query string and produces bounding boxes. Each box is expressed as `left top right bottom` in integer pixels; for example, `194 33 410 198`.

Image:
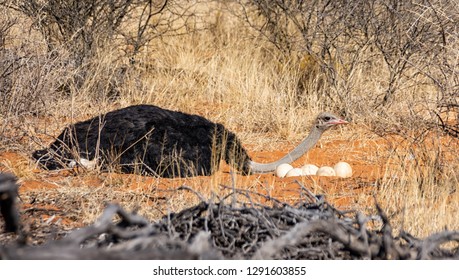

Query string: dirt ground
0 124 458 242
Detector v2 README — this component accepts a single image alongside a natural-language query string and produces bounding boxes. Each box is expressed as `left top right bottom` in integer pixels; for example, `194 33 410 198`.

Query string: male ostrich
33 104 347 177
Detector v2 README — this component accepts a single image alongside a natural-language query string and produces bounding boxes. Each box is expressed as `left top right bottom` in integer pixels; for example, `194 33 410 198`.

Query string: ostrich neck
249 126 323 173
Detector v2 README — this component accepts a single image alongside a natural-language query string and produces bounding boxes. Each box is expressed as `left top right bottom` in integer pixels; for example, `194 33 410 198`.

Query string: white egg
80 158 97 170
68 158 97 169
275 163 294 178
316 166 336 176
300 164 319 176
285 168 303 177
334 161 352 178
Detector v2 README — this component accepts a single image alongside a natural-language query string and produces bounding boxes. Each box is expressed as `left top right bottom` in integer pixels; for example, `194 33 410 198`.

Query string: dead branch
0 173 457 260
0 173 20 233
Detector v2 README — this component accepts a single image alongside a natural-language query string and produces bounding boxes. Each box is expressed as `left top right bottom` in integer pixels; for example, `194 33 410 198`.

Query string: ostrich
33 104 347 177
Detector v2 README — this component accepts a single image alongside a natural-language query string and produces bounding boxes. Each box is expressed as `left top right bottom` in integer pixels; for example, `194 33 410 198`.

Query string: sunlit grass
0 2 458 238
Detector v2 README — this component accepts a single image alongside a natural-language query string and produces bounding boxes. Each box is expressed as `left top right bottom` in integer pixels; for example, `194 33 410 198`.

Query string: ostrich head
314 112 349 131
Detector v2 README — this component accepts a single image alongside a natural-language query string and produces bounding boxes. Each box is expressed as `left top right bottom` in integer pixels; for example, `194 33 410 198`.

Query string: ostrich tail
32 148 64 170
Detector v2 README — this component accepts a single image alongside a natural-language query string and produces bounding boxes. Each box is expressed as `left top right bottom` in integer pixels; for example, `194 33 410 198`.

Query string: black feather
33 105 252 177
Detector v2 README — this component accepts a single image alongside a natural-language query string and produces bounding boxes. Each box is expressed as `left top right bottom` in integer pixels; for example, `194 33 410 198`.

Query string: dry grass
0 1 458 240
376 135 459 237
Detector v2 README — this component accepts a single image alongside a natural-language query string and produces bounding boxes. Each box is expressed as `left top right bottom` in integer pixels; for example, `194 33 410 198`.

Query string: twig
0 173 20 233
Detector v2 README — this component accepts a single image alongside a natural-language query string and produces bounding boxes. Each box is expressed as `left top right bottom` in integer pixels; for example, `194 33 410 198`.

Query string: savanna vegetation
0 0 458 241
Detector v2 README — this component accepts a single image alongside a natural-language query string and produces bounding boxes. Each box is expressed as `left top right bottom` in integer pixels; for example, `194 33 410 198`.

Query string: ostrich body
33 105 347 177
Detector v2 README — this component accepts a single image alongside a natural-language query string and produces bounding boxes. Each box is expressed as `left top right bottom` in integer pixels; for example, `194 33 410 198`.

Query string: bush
234 0 459 136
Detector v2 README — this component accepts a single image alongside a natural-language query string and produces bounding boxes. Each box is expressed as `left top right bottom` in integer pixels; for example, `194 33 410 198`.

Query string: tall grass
374 133 459 237
0 1 458 237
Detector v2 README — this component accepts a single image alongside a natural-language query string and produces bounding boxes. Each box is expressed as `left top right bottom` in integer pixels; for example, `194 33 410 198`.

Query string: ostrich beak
329 118 348 125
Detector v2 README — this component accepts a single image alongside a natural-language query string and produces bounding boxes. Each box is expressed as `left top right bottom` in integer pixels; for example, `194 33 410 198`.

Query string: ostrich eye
323 116 331 121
